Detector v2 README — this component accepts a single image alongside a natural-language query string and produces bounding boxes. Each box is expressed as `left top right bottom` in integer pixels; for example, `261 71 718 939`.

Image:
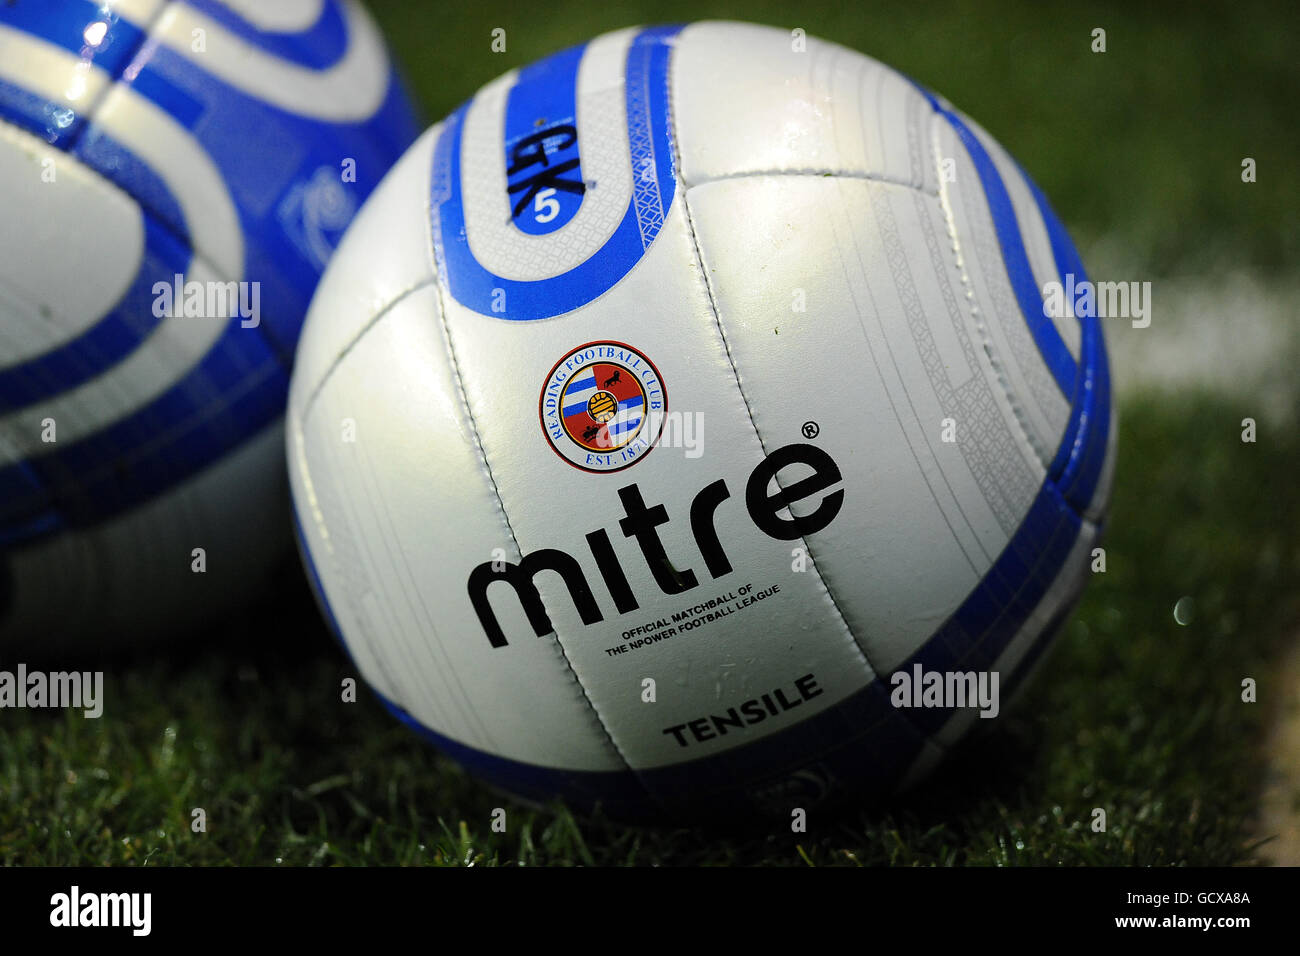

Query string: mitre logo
467 442 847 649
539 341 666 473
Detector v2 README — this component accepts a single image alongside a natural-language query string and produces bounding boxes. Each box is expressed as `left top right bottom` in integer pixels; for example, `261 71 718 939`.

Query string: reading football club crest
539 342 666 473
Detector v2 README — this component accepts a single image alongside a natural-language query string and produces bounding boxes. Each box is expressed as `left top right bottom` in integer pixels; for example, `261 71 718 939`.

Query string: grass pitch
4 393 1296 865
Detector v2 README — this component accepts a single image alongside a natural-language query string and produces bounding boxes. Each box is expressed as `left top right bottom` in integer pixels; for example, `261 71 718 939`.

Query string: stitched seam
299 276 435 420
61 0 176 156
426 230 638 782
684 166 938 196
926 108 1052 472
667 107 881 690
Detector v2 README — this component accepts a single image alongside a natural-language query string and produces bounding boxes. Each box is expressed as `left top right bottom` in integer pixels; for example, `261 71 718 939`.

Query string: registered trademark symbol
801 421 820 440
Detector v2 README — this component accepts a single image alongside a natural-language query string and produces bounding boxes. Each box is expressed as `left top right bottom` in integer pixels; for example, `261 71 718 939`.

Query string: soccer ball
0 1 418 649
289 21 1115 821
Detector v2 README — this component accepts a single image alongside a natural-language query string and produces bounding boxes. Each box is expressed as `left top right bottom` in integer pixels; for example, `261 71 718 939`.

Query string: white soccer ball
0 0 417 649
289 21 1116 820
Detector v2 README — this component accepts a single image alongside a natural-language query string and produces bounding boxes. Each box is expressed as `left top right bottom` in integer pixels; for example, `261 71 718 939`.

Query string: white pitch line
1105 271 1300 422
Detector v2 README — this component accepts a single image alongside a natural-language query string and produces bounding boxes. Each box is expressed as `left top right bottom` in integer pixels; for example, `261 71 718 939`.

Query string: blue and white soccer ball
290 22 1116 821
0 1 418 648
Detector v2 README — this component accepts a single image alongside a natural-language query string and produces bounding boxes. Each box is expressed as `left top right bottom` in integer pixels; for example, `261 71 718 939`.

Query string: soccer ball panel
931 114 1073 463
459 28 640 282
291 285 630 773
671 21 938 193
959 112 1084 363
147 0 394 123
931 507 1102 751
0 123 143 365
686 173 1048 674
427 180 877 771
287 124 443 416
